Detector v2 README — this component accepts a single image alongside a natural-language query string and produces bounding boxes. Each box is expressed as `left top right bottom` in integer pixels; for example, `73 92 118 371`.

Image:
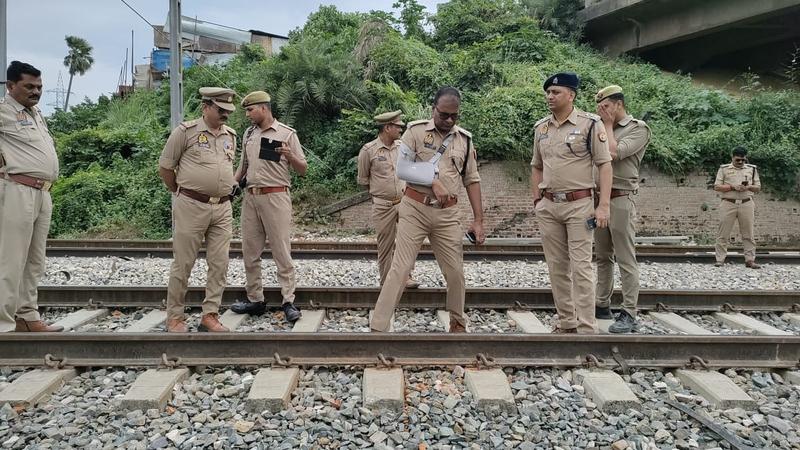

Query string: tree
63 35 95 111
393 0 427 40
522 0 584 41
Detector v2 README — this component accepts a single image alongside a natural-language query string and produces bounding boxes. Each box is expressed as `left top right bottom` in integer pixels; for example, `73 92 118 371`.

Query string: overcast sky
6 0 440 114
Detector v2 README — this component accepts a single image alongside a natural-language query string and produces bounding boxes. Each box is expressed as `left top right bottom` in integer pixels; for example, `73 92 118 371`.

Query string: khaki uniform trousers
536 197 597 334
242 191 296 304
595 195 639 316
372 199 400 284
715 199 756 263
167 194 232 321
0 179 51 331
370 197 465 332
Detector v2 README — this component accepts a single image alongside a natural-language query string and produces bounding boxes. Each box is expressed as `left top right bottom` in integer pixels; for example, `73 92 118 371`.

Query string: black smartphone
465 231 477 244
259 138 283 162
742 180 749 186
586 217 597 230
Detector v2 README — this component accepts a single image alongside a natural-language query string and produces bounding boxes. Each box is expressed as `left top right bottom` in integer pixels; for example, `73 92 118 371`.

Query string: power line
118 0 156 29
117 0 239 98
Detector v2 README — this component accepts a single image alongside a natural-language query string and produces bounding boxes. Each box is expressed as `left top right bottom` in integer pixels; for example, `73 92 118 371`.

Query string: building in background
134 15 288 90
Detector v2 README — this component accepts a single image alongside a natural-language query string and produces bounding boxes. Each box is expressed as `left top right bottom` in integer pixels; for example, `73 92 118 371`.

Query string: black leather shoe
595 306 613 320
609 310 638 333
282 302 302 323
230 299 266 315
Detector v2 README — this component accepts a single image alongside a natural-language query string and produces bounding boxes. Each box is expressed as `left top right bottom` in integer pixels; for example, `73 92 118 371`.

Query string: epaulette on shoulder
457 127 472 138
579 111 601 122
223 124 237 136
362 139 379 150
745 163 757 168
720 163 732 168
277 122 296 133
179 120 198 130
534 117 549 127
407 119 428 128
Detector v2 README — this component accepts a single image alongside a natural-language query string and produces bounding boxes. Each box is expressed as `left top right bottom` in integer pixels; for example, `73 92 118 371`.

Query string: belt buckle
553 192 568 203
209 196 221 204
391 198 401 205
735 199 742 205
41 181 52 192
423 195 439 207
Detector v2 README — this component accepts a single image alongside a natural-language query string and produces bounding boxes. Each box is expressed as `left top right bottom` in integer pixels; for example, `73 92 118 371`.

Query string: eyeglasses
733 158 746 163
435 108 459 121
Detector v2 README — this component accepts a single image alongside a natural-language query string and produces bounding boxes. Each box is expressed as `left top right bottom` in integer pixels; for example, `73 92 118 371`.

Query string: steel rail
1 333 798 368
42 247 800 263
36 286 800 311
46 239 800 253
44 239 800 263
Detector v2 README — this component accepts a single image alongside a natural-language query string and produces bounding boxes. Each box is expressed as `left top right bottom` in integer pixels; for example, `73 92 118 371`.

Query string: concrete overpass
579 0 800 72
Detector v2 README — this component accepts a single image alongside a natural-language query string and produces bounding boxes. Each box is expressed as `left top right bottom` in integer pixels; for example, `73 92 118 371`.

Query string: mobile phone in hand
742 180 749 186
465 231 477 244
586 217 597 230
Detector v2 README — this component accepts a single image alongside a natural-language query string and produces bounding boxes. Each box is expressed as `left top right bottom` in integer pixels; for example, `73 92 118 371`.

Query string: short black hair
732 146 747 157
7 61 41 82
433 86 461 106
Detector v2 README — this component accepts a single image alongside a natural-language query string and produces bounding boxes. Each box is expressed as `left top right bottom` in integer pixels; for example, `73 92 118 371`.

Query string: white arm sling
396 134 454 186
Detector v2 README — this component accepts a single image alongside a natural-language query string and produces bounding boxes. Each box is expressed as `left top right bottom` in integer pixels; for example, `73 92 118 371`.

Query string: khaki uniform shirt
715 163 760 200
159 118 237 198
401 120 480 197
609 115 650 191
0 96 59 181
531 108 611 192
357 137 404 201
240 120 305 188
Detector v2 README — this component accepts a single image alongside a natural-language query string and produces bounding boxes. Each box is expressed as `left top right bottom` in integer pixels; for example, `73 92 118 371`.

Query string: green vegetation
48 0 800 238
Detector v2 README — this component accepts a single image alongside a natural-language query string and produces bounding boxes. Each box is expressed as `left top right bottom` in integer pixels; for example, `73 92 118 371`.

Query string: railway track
3 285 797 369
45 239 800 263
3 286 799 450
34 285 800 311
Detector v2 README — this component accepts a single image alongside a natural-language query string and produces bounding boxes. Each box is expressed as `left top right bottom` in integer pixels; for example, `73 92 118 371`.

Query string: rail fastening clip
44 354 67 370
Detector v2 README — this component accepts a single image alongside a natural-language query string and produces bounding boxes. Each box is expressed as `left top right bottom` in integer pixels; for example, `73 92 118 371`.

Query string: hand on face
597 101 618 124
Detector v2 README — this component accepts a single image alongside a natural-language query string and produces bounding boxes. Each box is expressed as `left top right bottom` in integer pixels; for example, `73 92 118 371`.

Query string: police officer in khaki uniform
159 87 239 332
531 72 612 334
357 110 419 288
0 61 63 332
592 85 651 333
229 91 306 323
714 147 761 269
370 87 484 333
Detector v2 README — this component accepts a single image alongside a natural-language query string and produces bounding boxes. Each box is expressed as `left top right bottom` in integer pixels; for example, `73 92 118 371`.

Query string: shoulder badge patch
198 133 210 148
423 133 435 148
598 132 607 143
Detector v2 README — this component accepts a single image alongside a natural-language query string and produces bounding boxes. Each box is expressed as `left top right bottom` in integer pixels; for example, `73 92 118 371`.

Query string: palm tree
63 35 94 111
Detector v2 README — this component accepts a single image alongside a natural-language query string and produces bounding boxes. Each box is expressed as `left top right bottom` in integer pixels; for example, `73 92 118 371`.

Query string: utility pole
1 0 7 98
168 0 183 128
131 30 135 89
